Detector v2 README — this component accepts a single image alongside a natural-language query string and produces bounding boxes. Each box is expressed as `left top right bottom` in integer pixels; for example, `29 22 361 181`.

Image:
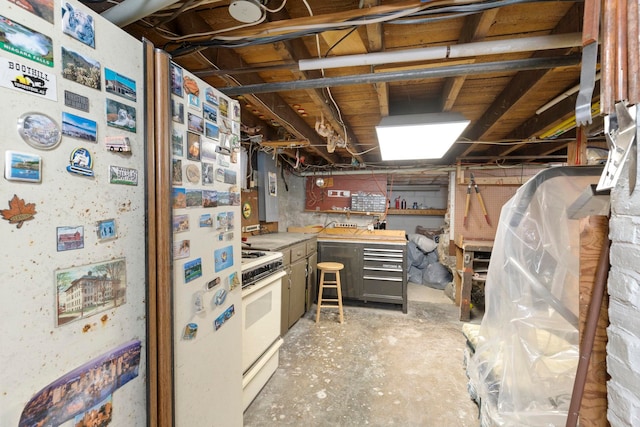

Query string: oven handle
242 270 286 298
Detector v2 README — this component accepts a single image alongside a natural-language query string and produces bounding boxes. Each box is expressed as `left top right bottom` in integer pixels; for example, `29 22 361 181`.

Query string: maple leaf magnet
1 194 37 228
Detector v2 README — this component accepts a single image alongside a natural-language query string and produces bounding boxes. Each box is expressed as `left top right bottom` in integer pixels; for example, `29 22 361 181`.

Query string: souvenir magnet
96 219 117 241
229 272 239 291
61 47 100 89
183 323 198 340
184 258 203 283
64 91 89 112
194 291 205 313
62 112 97 142
67 147 94 176
105 68 137 102
18 113 62 150
105 136 131 153
206 277 220 291
173 214 190 233
186 164 200 183
61 3 95 48
213 288 227 306
199 214 213 227
109 165 138 185
5 151 42 182
57 225 84 251
174 239 190 259
1 194 36 228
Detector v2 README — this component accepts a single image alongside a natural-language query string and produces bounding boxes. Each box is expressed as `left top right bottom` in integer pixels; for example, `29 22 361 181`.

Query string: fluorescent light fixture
375 113 469 161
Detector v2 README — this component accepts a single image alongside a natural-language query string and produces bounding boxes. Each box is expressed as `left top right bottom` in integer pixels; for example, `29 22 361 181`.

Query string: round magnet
18 112 62 150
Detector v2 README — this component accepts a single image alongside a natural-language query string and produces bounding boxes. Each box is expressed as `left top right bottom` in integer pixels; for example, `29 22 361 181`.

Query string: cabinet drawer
290 242 307 263
306 239 317 255
362 277 403 299
281 248 291 266
363 266 403 279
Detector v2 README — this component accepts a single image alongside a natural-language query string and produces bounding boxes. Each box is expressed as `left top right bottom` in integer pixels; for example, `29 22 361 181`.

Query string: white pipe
299 33 583 71
536 71 601 115
101 0 182 27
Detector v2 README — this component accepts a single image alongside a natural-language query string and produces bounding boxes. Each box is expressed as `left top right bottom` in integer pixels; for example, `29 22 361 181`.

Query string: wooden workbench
454 237 494 321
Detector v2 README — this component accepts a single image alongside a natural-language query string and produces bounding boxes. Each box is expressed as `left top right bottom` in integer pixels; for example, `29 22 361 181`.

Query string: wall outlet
334 223 357 229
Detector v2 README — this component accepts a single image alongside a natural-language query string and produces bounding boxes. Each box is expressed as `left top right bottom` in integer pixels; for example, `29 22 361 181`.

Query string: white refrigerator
0 0 148 425
158 51 244 425
0 0 245 425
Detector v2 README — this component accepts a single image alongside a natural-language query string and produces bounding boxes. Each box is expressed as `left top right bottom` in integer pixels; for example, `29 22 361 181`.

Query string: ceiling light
375 113 469 161
229 0 264 24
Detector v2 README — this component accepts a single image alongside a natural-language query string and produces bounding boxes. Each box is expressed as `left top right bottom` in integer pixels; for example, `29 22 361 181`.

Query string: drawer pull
363 275 402 282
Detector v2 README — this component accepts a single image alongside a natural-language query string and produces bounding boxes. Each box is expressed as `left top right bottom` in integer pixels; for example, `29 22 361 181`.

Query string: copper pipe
616 0 628 101
628 0 640 104
602 0 617 114
565 237 610 427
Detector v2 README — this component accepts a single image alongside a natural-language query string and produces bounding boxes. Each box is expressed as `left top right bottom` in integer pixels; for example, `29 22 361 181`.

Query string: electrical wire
260 0 288 13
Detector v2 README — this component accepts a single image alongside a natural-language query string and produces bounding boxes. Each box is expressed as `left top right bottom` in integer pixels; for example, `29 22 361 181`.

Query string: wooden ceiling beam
269 8 365 162
445 2 584 164
362 0 388 119
441 9 499 111
171 14 339 164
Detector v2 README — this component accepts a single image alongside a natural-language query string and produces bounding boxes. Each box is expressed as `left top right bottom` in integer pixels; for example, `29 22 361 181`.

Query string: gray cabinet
279 237 318 336
318 240 407 313
317 241 363 299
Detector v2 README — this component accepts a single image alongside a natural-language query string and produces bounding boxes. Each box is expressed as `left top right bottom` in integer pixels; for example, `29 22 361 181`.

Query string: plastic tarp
467 166 602 426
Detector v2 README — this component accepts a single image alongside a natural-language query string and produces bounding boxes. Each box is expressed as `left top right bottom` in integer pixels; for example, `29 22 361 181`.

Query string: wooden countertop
318 228 406 243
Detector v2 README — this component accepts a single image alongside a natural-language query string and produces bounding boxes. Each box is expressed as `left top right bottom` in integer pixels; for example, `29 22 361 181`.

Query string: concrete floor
243 284 480 426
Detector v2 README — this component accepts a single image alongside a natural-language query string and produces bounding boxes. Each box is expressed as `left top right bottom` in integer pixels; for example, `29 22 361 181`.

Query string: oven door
241 269 286 374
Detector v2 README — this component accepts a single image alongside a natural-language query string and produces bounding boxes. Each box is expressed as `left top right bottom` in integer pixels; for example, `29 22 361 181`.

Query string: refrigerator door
165 60 244 425
0 0 148 426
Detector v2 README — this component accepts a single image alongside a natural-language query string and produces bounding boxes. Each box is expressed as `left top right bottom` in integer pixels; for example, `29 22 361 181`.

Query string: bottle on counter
395 196 401 209
401 199 407 209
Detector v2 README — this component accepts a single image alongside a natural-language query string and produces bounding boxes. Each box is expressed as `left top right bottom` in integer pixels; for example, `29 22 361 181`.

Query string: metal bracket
597 102 637 191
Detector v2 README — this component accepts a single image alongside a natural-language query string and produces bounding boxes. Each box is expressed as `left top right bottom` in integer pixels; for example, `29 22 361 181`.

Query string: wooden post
578 215 609 426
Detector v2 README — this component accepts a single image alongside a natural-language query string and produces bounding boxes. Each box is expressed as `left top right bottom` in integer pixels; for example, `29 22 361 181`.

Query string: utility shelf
386 208 446 216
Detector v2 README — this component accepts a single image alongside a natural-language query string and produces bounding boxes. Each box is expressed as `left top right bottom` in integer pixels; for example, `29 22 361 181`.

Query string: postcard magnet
194 291 205 313
57 225 84 251
5 151 42 182
67 147 94 176
183 323 198 340
1 194 36 228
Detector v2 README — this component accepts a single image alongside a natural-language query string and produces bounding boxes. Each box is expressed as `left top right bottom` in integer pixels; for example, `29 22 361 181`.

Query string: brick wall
608 169 640 426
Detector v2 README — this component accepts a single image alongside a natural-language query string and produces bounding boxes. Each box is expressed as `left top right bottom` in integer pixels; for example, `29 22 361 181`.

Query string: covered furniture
465 166 604 426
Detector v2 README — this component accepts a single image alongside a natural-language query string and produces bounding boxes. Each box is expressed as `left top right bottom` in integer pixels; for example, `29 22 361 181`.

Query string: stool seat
316 262 345 323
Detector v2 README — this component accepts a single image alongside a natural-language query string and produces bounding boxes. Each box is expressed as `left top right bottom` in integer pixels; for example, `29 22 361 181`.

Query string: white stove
240 249 285 410
241 250 284 288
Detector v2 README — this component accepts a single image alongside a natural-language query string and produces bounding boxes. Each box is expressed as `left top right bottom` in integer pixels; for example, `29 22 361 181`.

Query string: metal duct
298 33 583 71
101 0 181 27
220 55 581 96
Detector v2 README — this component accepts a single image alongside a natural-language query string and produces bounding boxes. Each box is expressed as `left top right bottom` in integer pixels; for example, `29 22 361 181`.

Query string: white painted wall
608 164 640 426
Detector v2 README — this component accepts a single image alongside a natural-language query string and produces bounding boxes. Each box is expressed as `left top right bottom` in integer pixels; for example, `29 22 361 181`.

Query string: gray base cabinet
280 237 317 336
318 241 407 313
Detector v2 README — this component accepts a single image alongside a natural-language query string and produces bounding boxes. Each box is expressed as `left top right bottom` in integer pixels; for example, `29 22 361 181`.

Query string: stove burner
242 250 267 259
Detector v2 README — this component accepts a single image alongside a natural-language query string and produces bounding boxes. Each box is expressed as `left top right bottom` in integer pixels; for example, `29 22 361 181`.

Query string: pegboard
453 167 545 241
305 174 388 212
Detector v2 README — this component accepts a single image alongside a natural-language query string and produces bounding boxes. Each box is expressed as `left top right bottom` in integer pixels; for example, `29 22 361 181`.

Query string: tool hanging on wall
463 173 491 227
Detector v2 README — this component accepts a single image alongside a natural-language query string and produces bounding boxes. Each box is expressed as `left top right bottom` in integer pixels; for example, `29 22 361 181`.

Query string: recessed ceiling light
375 113 469 161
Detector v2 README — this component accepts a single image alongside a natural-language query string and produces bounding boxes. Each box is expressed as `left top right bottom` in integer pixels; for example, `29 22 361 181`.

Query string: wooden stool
315 262 345 323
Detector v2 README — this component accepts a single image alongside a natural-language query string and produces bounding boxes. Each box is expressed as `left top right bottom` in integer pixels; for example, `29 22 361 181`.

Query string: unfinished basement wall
607 164 640 426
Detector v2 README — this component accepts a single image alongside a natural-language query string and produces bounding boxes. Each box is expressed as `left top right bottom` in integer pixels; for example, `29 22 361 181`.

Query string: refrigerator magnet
5 151 42 182
199 213 213 227
185 164 200 184
62 112 97 142
204 87 218 105
187 94 201 111
213 288 227 306
57 225 84 251
96 218 117 241
183 75 199 96
61 46 100 89
106 99 136 133
66 147 93 177
61 2 95 48
1 194 37 228
174 239 190 259
184 258 203 283
109 165 138 185
214 304 235 331
17 113 62 150
183 323 198 340
205 277 220 291
170 64 183 97
105 136 131 153
194 291 205 313
229 272 239 291
202 190 216 208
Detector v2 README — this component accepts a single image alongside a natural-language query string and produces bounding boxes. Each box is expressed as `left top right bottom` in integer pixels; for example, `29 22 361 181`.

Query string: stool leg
335 270 344 323
315 270 325 323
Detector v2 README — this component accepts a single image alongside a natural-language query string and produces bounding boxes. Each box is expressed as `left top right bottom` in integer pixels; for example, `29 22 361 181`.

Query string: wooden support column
578 215 609 426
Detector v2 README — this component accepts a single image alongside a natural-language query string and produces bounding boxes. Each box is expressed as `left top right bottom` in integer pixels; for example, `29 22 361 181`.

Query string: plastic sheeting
467 166 602 426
